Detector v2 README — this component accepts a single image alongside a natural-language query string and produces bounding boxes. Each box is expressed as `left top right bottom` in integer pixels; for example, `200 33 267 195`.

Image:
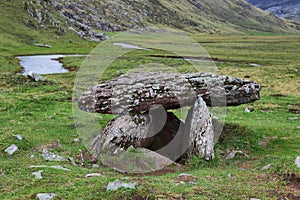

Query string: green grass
0 1 299 197
1 33 300 199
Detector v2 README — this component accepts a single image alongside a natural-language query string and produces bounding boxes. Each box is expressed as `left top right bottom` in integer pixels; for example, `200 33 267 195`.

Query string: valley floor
0 35 299 199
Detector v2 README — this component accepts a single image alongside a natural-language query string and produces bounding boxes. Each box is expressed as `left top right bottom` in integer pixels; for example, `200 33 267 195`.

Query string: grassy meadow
0 29 300 200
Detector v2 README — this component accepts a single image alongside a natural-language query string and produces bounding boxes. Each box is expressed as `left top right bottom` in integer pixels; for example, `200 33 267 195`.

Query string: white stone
42 149 66 162
225 150 244 160
295 157 300 168
36 193 57 200
4 144 18 155
106 179 137 191
32 170 43 179
13 134 23 140
85 173 103 178
261 164 271 170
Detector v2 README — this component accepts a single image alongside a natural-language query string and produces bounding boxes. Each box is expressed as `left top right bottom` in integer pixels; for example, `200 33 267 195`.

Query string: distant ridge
22 0 299 34
247 0 300 22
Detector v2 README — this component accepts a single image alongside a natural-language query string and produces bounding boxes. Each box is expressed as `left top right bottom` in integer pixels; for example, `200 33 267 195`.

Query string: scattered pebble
92 164 100 168
57 139 62 148
295 157 300 168
177 173 197 184
4 144 18 155
261 164 271 171
225 150 245 160
27 71 45 82
106 179 137 191
244 107 254 113
0 107 7 111
42 148 66 162
297 126 300 130
68 157 77 166
85 173 103 178
228 173 234 180
34 43 52 48
73 138 80 142
32 170 43 179
250 198 260 200
13 134 23 140
30 165 70 171
288 117 298 121
36 193 57 200
249 63 260 67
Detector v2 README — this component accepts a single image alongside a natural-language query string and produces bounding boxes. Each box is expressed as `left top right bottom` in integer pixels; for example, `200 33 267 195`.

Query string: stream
17 55 84 75
17 43 213 75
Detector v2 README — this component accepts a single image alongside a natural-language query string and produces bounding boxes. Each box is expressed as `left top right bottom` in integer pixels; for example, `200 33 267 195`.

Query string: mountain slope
247 0 300 22
24 0 299 35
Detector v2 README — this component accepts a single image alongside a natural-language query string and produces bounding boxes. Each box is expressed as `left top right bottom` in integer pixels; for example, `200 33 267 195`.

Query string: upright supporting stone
184 96 215 160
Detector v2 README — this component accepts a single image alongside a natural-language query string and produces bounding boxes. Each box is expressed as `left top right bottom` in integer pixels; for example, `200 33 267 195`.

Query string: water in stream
17 55 69 75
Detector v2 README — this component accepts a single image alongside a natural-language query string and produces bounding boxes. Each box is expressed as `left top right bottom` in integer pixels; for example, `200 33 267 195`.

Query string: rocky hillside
22 0 299 37
247 0 300 22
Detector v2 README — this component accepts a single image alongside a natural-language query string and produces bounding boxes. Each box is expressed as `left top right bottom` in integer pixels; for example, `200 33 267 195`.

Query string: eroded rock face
23 0 110 41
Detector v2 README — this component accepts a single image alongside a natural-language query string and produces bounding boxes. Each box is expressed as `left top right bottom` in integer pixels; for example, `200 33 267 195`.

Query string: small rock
32 170 43 179
73 138 80 142
42 149 66 162
49 166 70 171
250 198 261 200
295 157 300 168
288 117 298 121
245 107 254 113
68 157 77 166
261 164 271 170
27 71 45 82
225 150 244 160
249 63 260 67
297 126 300 130
57 139 62 148
30 165 70 171
92 164 100 168
228 173 234 180
0 107 7 111
106 179 137 191
34 43 52 48
177 174 197 184
4 144 18 155
85 173 103 178
13 134 23 140
36 193 57 200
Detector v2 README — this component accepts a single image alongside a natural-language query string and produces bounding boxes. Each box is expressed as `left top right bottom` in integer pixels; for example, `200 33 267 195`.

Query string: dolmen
78 72 261 163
